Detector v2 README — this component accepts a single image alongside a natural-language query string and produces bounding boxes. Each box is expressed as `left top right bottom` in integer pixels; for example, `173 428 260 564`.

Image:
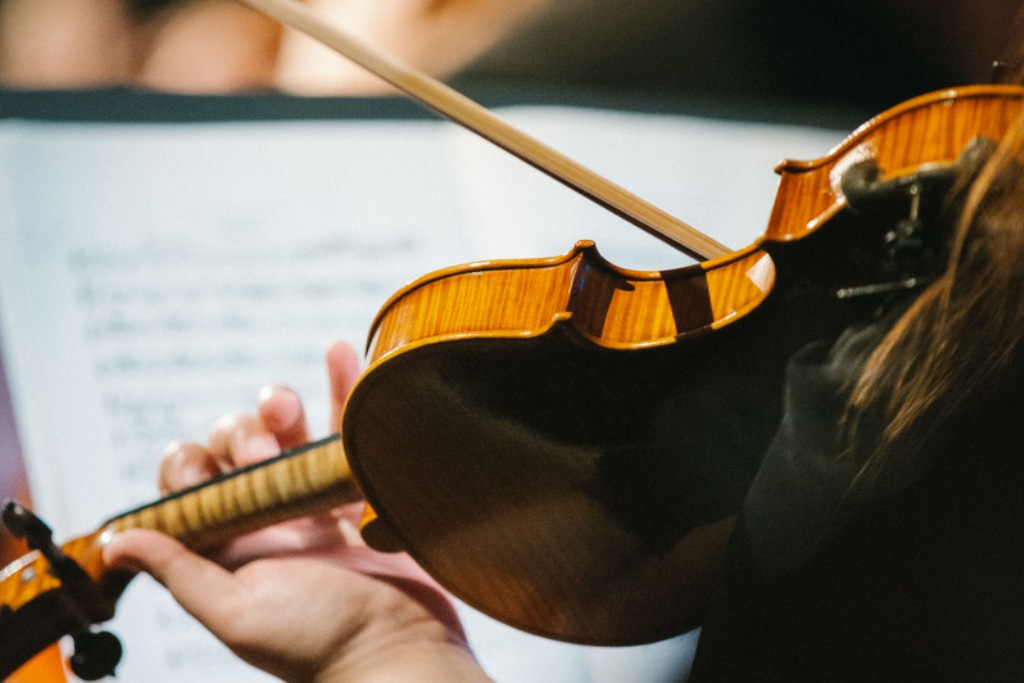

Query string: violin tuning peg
69 629 123 681
2 500 85 579
2 499 53 544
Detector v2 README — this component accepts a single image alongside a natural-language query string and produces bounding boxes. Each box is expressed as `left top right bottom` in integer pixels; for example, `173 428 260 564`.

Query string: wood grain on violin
768 84 1024 241
0 435 358 679
3 84 1023 675
343 84 1024 644
367 242 773 353
108 434 356 550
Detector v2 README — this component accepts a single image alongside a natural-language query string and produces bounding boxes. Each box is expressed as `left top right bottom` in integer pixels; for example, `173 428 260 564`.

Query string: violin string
233 0 731 261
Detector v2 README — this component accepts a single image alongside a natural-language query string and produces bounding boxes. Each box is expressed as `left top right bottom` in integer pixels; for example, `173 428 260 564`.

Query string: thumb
326 340 360 431
103 529 243 628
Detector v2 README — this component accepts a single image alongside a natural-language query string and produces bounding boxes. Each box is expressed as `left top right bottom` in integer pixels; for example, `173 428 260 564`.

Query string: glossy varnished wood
767 85 1024 242
105 434 356 549
344 85 1024 645
6 85 1024 667
0 529 115 680
347 237 891 644
369 241 774 358
0 435 359 678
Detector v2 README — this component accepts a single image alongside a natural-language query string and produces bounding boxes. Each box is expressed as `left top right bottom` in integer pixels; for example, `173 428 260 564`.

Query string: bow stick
234 0 731 261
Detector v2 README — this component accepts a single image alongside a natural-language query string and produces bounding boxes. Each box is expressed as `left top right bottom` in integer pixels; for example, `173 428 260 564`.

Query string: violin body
2 84 1022 676
343 84 1024 644
344 241 888 644
345 242 847 644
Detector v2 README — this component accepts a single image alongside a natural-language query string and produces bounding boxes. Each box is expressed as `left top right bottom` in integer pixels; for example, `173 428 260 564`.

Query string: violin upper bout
0 529 128 680
364 240 776 370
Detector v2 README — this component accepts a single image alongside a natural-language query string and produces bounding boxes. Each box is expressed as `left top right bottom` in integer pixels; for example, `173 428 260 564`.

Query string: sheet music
0 105 843 682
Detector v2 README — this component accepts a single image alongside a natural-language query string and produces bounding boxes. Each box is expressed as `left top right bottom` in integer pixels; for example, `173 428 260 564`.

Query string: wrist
313 615 491 683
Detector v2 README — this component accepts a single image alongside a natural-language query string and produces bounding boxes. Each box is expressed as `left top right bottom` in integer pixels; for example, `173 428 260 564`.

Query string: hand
0 0 553 94
103 341 491 682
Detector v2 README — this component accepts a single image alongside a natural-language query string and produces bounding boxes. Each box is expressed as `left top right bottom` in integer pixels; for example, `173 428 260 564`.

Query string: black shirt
690 315 1024 682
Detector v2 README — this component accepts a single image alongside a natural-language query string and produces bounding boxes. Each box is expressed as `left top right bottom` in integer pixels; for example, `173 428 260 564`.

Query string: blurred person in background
4 2 1022 681
0 0 1019 110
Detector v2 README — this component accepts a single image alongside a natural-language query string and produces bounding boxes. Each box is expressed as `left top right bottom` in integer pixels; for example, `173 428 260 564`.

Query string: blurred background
0 0 1018 681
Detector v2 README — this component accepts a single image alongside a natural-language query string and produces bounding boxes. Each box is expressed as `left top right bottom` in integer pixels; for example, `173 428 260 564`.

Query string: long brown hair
845 97 1024 487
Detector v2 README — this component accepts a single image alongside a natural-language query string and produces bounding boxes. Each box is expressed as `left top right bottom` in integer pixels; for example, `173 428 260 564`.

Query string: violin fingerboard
104 435 359 550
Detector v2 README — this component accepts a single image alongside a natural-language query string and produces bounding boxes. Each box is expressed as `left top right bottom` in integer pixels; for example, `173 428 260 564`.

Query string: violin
2 82 1020 679
343 85 1019 644
3 0 1024 674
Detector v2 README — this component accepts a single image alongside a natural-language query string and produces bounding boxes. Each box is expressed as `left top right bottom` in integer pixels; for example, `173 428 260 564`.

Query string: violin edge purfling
2 82 1022 673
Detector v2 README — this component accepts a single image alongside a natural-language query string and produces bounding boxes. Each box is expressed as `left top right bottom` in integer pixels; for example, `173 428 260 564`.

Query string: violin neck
101 434 360 551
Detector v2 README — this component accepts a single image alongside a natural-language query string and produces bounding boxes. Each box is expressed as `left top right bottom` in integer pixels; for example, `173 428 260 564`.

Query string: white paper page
442 106 845 682
0 118 475 683
450 106 844 269
0 106 845 683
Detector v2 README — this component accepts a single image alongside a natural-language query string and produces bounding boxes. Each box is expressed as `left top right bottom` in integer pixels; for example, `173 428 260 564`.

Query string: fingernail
161 440 185 458
178 462 209 489
101 533 144 574
246 433 282 460
258 385 303 432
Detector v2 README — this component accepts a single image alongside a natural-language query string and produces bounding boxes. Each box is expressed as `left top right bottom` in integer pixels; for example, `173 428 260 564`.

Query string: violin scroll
1 500 124 680
0 434 360 679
